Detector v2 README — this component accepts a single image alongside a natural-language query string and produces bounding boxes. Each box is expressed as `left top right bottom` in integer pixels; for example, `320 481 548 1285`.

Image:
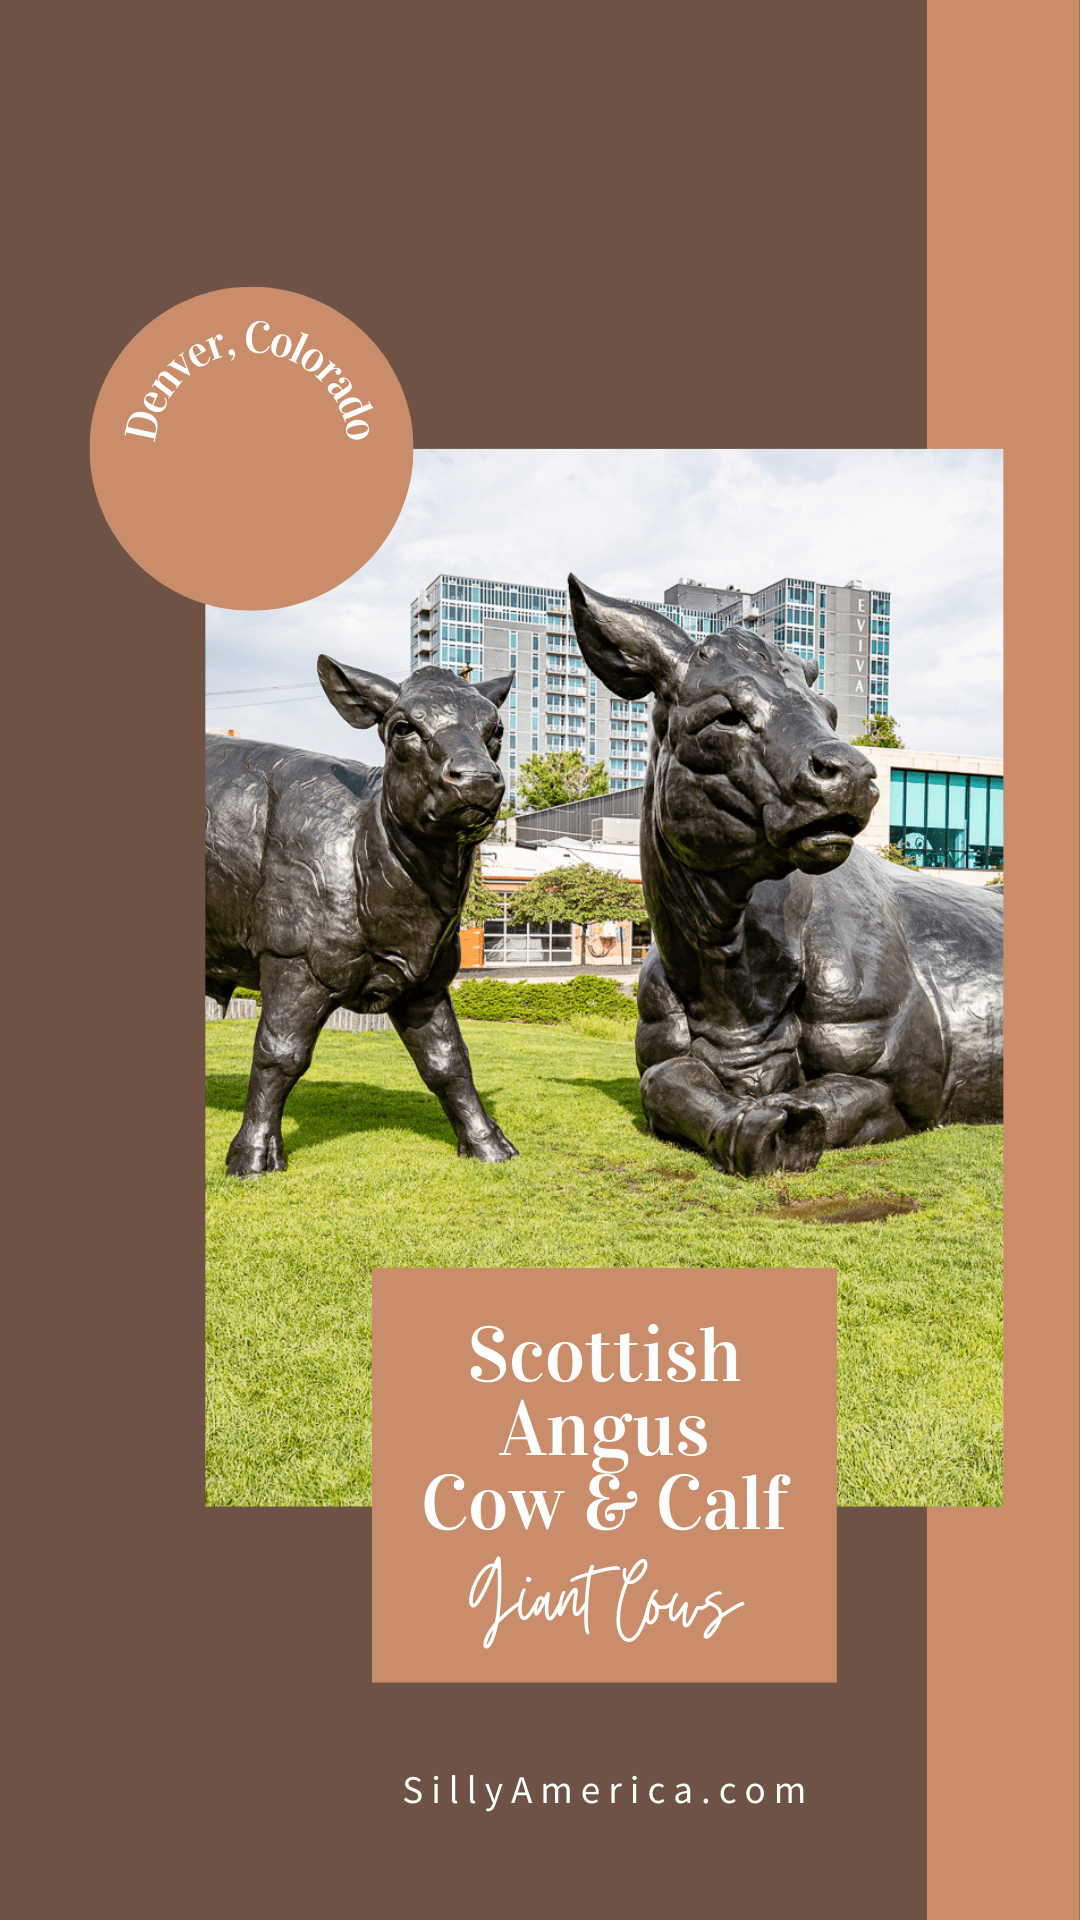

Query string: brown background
7 1 1075 1916
374 1270 837 1683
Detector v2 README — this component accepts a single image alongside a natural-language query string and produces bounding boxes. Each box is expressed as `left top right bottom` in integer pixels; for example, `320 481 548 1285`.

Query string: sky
205 448 1003 762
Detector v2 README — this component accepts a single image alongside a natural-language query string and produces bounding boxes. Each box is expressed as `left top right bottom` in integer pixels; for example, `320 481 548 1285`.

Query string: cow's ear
475 671 514 710
801 659 819 687
318 655 400 729
568 574 693 698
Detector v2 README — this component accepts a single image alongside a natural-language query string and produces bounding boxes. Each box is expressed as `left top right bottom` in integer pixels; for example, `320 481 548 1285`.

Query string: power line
205 693 327 712
206 681 318 695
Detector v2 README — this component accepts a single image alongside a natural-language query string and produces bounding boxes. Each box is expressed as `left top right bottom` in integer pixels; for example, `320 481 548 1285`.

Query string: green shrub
214 977 639 1025
450 973 637 1027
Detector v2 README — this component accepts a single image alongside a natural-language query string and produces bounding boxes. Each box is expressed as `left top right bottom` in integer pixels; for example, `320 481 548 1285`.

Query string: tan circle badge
90 288 413 609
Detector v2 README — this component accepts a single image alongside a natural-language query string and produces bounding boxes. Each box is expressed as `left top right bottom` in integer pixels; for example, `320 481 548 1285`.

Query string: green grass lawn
206 1018 1003 1510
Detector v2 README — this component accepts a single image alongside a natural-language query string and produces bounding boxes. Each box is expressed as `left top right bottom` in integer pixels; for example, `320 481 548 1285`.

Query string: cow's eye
713 708 750 730
391 719 417 742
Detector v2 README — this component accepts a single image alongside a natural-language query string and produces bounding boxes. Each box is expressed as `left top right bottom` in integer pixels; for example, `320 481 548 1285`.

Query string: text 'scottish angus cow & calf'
205 658 517 1176
568 576 1003 1177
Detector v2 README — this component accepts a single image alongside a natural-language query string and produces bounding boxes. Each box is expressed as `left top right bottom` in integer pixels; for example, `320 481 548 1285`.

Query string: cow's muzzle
765 743 878 870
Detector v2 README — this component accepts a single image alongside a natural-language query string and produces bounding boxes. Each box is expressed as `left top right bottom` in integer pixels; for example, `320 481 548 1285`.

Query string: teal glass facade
889 769 1003 870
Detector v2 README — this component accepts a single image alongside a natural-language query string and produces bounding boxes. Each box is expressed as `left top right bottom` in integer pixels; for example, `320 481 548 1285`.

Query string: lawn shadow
547 1072 649 1130
205 1071 460 1158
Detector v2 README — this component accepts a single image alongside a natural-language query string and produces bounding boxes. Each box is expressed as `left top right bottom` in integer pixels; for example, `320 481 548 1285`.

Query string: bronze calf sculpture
569 576 1003 1176
206 658 517 1176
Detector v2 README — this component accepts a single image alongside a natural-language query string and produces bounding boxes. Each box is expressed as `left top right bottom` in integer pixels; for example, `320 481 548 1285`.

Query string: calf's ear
801 659 819 687
475 671 514 709
568 574 693 698
318 655 400 729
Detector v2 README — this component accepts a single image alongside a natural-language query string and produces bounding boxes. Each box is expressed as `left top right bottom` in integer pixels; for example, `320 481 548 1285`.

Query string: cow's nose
808 749 850 786
799 744 875 802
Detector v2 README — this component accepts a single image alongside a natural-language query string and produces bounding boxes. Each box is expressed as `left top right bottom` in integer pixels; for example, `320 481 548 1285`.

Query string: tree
515 751 609 810
876 842 919 870
852 712 905 749
460 856 507 928
506 863 646 930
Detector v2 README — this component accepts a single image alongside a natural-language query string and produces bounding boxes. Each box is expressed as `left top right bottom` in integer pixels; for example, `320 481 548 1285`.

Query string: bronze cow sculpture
569 576 1003 1176
206 658 517 1176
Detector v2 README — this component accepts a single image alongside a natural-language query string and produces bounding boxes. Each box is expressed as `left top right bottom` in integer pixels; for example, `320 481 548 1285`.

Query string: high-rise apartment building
662 575 892 741
409 571 891 802
746 576 891 741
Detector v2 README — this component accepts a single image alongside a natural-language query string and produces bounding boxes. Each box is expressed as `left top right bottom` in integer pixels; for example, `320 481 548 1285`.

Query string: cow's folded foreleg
777 1072 912 1149
640 1056 911 1176
225 955 332 1177
640 1055 827 1175
391 987 518 1161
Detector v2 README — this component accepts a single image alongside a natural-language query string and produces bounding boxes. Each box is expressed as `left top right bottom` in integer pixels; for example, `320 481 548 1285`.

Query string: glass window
968 776 989 847
890 769 1003 869
988 776 1003 848
904 770 926 830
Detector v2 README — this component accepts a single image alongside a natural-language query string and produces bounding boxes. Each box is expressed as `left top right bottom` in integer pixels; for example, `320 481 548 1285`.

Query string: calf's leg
391 987 517 1161
226 955 331 1177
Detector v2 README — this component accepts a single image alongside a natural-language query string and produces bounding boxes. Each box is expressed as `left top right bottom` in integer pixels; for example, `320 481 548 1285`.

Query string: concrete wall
205 999 392 1031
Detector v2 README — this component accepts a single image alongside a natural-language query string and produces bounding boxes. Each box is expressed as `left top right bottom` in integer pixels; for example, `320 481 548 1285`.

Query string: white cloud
206 447 1002 760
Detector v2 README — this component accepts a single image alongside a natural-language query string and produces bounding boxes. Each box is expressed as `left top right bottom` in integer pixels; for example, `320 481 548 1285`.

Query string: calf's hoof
716 1100 827 1177
225 1133 287 1178
458 1126 518 1162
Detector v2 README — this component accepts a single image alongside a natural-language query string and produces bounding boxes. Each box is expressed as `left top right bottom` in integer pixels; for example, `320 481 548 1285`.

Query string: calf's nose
443 753 501 793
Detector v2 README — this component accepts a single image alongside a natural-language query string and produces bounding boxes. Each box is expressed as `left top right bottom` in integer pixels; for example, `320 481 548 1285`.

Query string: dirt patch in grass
763 1188 921 1225
620 1164 699 1194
